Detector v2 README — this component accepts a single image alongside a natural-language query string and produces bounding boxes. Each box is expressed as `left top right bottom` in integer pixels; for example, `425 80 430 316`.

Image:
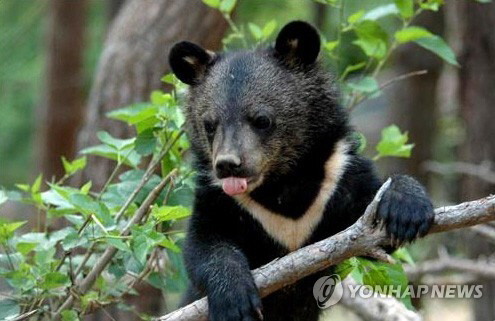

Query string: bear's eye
203 119 217 136
251 115 272 130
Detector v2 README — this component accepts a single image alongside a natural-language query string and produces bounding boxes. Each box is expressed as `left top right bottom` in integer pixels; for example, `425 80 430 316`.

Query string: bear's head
169 21 349 196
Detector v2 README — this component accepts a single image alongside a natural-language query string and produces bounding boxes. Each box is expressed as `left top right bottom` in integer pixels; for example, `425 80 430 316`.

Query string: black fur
169 41 214 85
169 21 434 321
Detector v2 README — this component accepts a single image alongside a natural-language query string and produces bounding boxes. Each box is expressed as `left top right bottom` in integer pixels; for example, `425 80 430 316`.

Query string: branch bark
339 278 422 321
405 256 495 281
155 180 495 321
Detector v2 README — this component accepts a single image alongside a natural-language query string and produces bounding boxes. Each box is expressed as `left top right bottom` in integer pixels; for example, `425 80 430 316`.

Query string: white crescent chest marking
234 140 350 251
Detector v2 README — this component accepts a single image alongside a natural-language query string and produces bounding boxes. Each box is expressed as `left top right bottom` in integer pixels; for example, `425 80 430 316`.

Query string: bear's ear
275 21 320 65
169 41 215 85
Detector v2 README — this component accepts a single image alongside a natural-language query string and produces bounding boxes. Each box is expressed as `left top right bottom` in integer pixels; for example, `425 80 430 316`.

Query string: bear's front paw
208 278 263 321
376 175 434 245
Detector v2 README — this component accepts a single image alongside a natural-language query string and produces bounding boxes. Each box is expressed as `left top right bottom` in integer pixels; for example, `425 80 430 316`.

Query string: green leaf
152 205 191 222
262 20 277 40
16 242 37 255
106 238 131 252
97 131 135 151
202 0 220 8
31 174 42 194
363 4 399 20
394 0 414 19
16 184 30 192
347 76 379 93
419 0 444 11
359 258 413 310
101 169 165 208
80 144 141 167
151 91 174 107
0 221 26 243
314 0 339 6
324 40 339 53
68 194 114 227
348 10 365 24
131 234 153 265
474 0 492 3
220 0 236 13
340 62 366 80
392 248 415 265
62 231 89 251
135 128 157 156
147 271 167 290
5 190 22 202
353 21 388 58
61 156 87 176
161 73 178 85
159 237 181 252
0 190 7 206
355 132 367 154
335 257 359 280
80 181 92 194
61 310 80 321
40 272 70 290
375 125 414 159
415 35 460 66
395 26 432 43
106 103 159 127
248 23 263 40
0 299 20 320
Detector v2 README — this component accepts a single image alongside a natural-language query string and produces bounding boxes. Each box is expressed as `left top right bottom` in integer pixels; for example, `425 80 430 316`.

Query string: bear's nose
215 155 242 178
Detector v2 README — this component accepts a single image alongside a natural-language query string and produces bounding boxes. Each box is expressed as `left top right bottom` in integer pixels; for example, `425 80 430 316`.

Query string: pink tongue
222 177 248 196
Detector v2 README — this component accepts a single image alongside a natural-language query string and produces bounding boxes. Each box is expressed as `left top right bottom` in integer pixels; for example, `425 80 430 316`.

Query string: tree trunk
75 0 228 190
41 0 86 181
78 1 228 320
313 2 328 30
457 1 495 320
388 10 444 185
106 0 125 23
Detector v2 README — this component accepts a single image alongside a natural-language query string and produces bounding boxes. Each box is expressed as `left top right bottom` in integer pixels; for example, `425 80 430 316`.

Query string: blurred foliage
0 0 106 186
0 1 44 186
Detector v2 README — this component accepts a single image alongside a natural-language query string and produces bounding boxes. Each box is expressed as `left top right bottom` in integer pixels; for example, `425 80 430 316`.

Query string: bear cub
169 21 434 321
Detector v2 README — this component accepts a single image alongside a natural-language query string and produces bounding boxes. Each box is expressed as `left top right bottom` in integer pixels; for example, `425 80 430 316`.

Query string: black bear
169 21 434 321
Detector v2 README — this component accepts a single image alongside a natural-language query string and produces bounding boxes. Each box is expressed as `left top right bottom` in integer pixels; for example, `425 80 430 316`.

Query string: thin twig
115 130 184 221
348 70 428 112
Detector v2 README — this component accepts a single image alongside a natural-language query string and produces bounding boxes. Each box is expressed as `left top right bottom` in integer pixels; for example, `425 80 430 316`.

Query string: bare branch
470 224 495 243
348 70 428 112
154 183 495 321
405 256 495 282
423 160 495 184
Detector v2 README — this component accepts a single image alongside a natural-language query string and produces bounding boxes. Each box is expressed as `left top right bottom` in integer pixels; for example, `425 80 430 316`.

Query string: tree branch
155 180 495 321
423 160 495 184
339 278 422 321
470 224 495 243
52 169 178 320
405 256 495 282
